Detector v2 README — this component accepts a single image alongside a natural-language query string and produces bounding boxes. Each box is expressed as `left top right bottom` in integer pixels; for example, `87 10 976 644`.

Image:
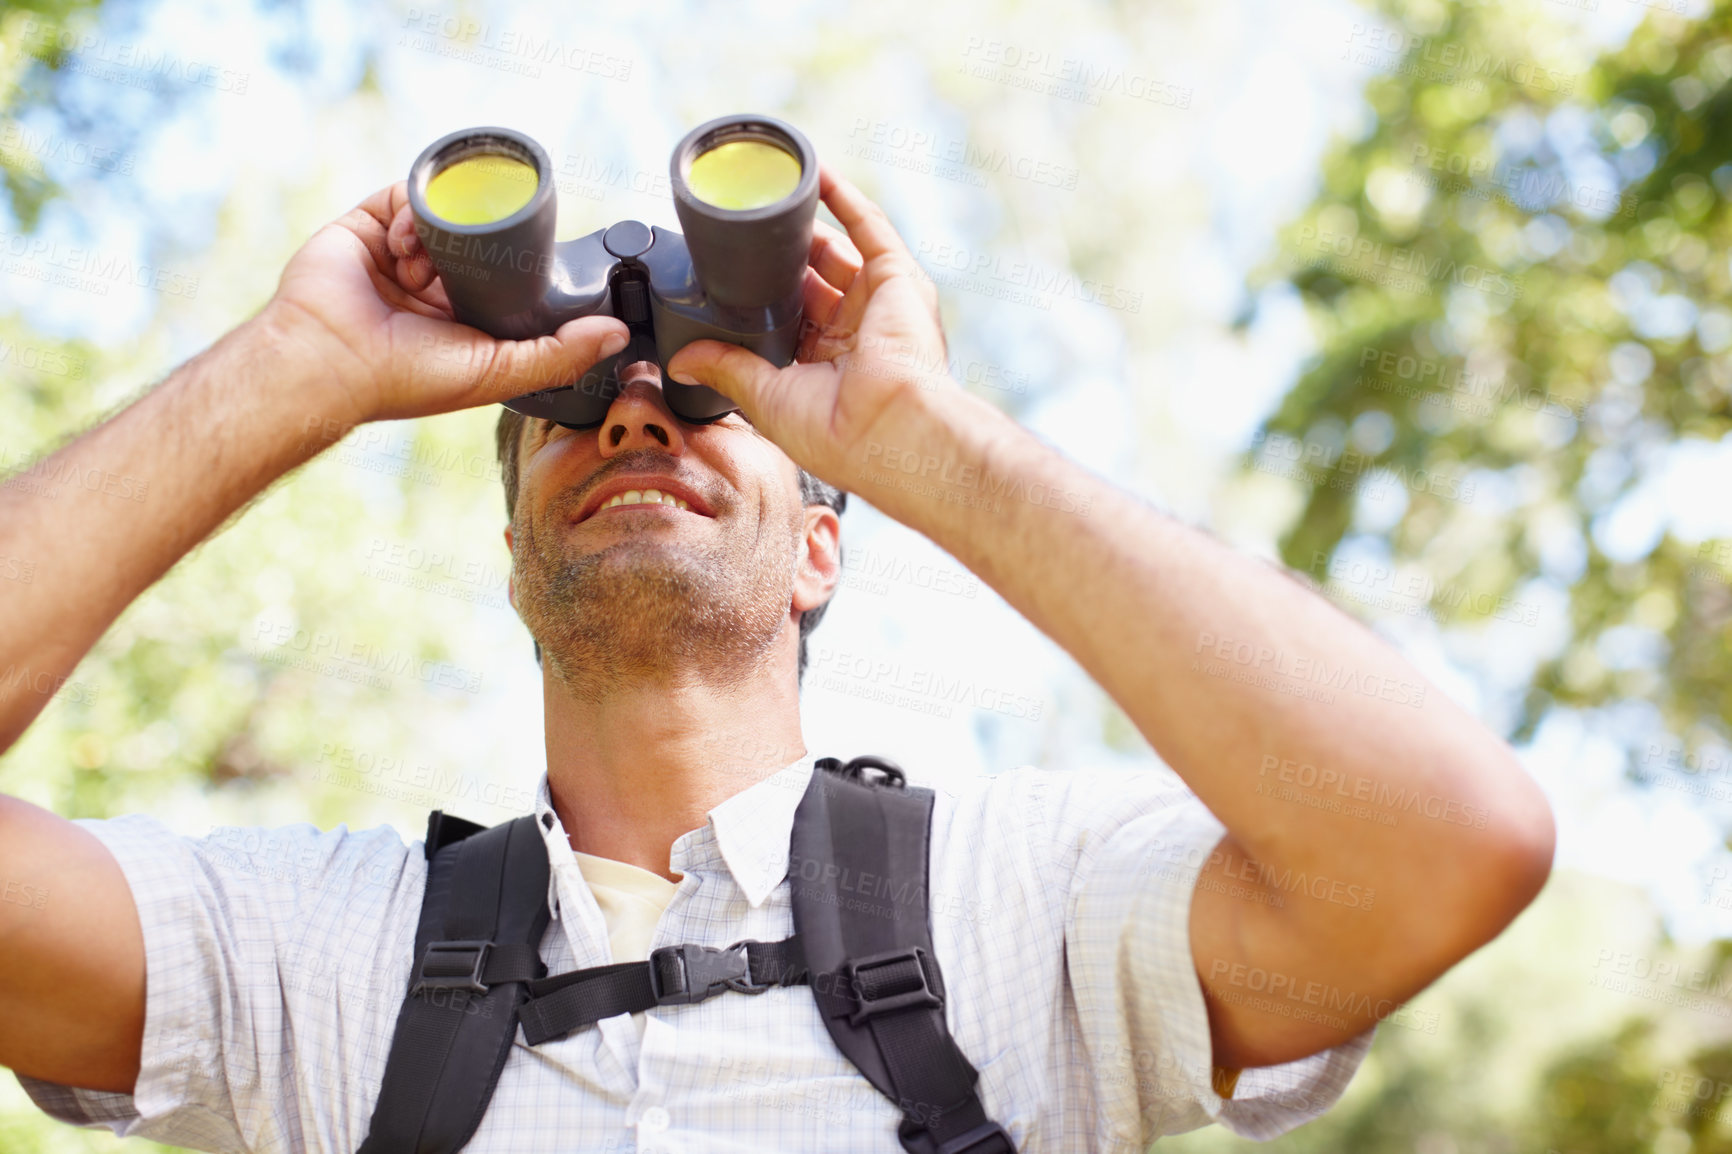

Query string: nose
598 362 686 458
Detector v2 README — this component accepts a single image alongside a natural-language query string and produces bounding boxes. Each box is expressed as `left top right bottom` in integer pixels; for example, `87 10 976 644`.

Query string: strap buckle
410 939 492 996
722 939 776 994
649 942 752 1005
842 946 943 1027
936 1121 1017 1154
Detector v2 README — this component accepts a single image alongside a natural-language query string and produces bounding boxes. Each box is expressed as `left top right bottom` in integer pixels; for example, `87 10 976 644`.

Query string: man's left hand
665 164 985 503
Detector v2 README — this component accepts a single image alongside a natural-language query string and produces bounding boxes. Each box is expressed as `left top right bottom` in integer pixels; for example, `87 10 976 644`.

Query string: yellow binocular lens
423 154 539 225
684 139 801 210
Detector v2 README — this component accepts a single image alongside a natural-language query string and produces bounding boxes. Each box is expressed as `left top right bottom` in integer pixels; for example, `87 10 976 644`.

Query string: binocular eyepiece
405 114 819 428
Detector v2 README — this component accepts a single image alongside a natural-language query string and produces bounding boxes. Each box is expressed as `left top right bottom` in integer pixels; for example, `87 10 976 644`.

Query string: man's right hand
264 180 630 428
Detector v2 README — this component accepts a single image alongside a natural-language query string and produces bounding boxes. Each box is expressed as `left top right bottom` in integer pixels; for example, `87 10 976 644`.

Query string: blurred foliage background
1179 1 1732 1151
4 0 1732 1150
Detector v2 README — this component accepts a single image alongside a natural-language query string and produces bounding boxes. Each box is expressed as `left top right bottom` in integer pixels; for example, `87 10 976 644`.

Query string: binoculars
405 114 819 428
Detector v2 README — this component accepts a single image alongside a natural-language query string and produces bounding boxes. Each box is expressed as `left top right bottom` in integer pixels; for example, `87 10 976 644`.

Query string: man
0 163 1554 1152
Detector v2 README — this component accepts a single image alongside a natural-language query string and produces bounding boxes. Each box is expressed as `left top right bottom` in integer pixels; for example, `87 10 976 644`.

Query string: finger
386 195 421 259
321 216 445 320
361 258 451 320
410 274 454 316
809 221 862 293
462 315 632 404
821 264 873 347
818 164 913 265
339 183 436 303
798 280 867 366
799 267 847 354
379 187 462 315
665 338 783 415
339 195 394 277
352 182 403 235
387 200 439 294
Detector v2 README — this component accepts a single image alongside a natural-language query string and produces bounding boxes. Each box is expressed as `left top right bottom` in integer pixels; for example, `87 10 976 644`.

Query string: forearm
0 307 356 753
869 391 1549 900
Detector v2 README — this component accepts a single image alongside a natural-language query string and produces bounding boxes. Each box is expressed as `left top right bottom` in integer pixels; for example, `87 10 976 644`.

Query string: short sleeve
13 811 427 1154
1057 769 1375 1144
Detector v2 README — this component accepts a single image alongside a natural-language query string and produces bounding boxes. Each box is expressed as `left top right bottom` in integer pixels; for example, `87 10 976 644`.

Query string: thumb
665 339 783 416
471 316 631 404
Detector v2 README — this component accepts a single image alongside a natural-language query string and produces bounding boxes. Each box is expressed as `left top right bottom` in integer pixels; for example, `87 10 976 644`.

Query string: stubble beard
511 487 802 699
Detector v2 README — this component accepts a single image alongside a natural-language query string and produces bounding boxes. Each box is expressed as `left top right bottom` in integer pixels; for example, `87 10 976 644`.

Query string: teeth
599 490 692 512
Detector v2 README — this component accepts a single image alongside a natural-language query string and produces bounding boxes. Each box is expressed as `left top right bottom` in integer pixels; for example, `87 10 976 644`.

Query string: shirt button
639 1106 670 1133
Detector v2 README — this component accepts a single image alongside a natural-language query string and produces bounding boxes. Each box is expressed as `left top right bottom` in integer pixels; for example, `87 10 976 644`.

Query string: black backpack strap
792 757 1016 1154
423 810 487 860
357 811 551 1154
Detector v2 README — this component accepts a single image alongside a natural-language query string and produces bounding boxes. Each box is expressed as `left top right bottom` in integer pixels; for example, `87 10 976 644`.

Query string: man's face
504 361 838 693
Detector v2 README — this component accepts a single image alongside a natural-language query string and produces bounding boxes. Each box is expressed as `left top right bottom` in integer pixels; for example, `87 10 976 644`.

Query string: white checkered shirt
17 755 1373 1152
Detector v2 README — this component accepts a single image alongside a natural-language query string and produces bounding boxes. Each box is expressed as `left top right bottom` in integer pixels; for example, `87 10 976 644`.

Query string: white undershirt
572 850 681 1039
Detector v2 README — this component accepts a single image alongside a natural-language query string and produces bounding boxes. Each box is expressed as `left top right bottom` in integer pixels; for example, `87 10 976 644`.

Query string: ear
503 523 517 613
791 503 841 617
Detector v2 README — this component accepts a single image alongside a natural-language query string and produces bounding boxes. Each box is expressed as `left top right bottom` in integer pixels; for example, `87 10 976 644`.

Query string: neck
542 658 807 883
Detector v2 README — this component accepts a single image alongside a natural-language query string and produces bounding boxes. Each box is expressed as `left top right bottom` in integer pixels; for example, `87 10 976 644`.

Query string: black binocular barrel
406 127 557 341
670 115 820 315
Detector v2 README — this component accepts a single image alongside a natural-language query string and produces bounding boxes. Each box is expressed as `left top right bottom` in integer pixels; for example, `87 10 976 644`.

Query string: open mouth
574 476 714 523
596 488 690 514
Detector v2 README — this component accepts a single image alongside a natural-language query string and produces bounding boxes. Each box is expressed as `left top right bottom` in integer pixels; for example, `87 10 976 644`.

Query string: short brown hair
495 408 845 682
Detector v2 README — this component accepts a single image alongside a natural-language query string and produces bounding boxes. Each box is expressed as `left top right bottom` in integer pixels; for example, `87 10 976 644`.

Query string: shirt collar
532 753 817 911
